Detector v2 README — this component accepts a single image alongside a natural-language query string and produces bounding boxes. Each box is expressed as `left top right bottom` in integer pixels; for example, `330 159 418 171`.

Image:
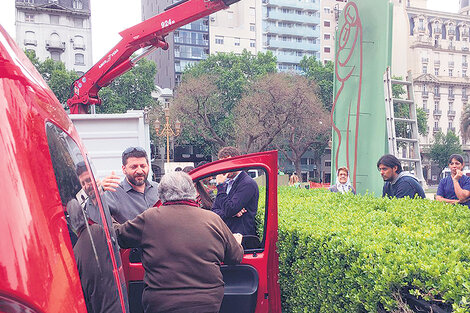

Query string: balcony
434 60 440 67
434 93 441 99
423 108 430 113
449 94 455 100
174 37 208 46
45 40 65 51
24 38 37 46
433 109 442 116
464 62 468 68
267 39 319 51
73 42 85 50
264 0 320 10
449 61 455 68
422 91 429 97
266 11 319 25
417 26 426 32
433 27 442 34
449 127 456 133
264 25 319 38
433 126 441 132
448 110 456 117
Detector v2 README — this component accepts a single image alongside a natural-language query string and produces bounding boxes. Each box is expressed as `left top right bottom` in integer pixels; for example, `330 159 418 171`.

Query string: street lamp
154 107 181 165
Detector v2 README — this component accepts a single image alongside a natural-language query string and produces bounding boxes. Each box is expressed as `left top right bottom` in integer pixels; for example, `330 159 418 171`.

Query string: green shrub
274 187 470 313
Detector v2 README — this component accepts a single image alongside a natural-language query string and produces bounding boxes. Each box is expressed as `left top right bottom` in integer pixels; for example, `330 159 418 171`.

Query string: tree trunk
294 158 303 182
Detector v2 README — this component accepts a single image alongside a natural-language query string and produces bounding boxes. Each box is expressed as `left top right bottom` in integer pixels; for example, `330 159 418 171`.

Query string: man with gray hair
115 171 243 313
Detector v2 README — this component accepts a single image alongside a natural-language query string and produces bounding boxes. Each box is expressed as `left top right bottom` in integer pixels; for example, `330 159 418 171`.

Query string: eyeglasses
122 146 146 157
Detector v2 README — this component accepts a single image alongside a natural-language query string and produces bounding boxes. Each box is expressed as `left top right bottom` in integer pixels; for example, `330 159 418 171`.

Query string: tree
174 50 277 154
97 58 157 113
25 50 79 106
299 56 334 111
236 73 330 180
172 74 228 149
430 130 462 172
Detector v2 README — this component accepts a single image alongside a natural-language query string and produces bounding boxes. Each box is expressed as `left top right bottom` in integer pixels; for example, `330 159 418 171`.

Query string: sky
0 0 461 63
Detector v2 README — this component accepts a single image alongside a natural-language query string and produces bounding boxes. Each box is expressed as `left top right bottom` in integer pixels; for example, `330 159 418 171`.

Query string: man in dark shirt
212 147 259 236
377 154 425 199
101 147 159 223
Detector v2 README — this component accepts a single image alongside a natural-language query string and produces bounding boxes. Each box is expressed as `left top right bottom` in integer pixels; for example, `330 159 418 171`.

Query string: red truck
0 0 281 312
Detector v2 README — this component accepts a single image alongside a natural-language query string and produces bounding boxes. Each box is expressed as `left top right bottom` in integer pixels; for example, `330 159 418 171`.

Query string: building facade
209 0 262 55
403 2 470 182
15 0 92 75
142 0 209 89
319 0 347 63
261 0 321 71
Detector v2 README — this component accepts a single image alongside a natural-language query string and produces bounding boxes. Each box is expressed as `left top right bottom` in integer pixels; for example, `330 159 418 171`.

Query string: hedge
268 187 470 313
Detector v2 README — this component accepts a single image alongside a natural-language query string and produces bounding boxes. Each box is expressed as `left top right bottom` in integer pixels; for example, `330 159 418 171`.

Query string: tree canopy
430 130 462 172
173 50 277 154
25 50 79 106
97 58 157 113
299 56 334 111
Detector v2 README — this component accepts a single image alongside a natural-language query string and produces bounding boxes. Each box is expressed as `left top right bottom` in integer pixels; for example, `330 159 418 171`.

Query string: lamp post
154 107 181 165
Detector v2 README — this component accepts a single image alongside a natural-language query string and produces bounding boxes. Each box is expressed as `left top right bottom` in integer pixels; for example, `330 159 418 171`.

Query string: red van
0 25 280 313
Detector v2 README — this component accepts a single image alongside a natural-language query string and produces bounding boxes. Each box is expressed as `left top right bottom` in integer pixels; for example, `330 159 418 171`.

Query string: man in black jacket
377 154 425 199
212 147 259 236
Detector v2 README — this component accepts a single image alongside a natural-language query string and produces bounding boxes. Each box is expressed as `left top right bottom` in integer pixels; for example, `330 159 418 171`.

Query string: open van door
190 150 281 313
122 151 281 313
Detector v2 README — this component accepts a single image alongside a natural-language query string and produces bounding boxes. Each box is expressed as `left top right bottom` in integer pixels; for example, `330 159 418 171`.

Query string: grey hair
158 171 197 203
66 199 86 233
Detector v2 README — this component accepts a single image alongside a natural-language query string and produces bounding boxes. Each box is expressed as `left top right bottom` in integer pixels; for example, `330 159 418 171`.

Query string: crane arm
67 0 240 114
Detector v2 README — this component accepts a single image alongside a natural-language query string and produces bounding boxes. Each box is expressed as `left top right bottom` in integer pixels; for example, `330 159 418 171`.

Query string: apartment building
261 0 321 71
15 0 92 75
400 1 470 182
209 0 262 54
319 0 347 63
142 0 209 89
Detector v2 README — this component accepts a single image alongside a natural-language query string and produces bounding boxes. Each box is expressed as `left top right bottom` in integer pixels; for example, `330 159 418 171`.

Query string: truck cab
0 24 280 312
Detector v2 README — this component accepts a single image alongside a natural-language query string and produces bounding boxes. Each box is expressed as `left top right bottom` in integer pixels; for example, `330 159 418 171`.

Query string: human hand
100 171 121 192
216 173 229 185
234 208 247 217
233 233 243 245
453 169 463 181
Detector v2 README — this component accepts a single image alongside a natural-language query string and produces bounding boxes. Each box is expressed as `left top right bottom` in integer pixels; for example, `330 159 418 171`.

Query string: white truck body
70 110 151 180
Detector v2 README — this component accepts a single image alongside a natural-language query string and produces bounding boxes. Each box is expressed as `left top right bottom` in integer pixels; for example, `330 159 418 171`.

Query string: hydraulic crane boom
67 0 240 114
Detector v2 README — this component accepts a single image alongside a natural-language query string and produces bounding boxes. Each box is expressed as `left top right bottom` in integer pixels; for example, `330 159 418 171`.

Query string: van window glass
45 122 126 313
195 167 267 251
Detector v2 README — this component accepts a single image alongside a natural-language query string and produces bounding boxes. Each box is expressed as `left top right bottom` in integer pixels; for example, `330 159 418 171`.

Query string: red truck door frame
122 151 281 313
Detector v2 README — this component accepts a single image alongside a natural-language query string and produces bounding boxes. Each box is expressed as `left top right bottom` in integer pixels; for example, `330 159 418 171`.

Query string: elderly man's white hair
158 171 197 203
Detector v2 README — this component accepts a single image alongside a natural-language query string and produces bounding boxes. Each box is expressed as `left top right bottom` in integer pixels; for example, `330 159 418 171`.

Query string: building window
50 15 59 24
449 69 453 77
50 51 61 61
25 14 34 23
234 38 240 46
250 39 256 48
324 34 331 40
250 23 255 32
324 7 331 14
227 11 233 20
74 18 83 28
423 100 427 110
324 47 331 53
422 65 427 74
75 53 84 65
73 0 83 9
24 31 36 46
215 36 224 44
324 21 331 27
249 7 255 16
464 70 467 77
435 68 439 76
